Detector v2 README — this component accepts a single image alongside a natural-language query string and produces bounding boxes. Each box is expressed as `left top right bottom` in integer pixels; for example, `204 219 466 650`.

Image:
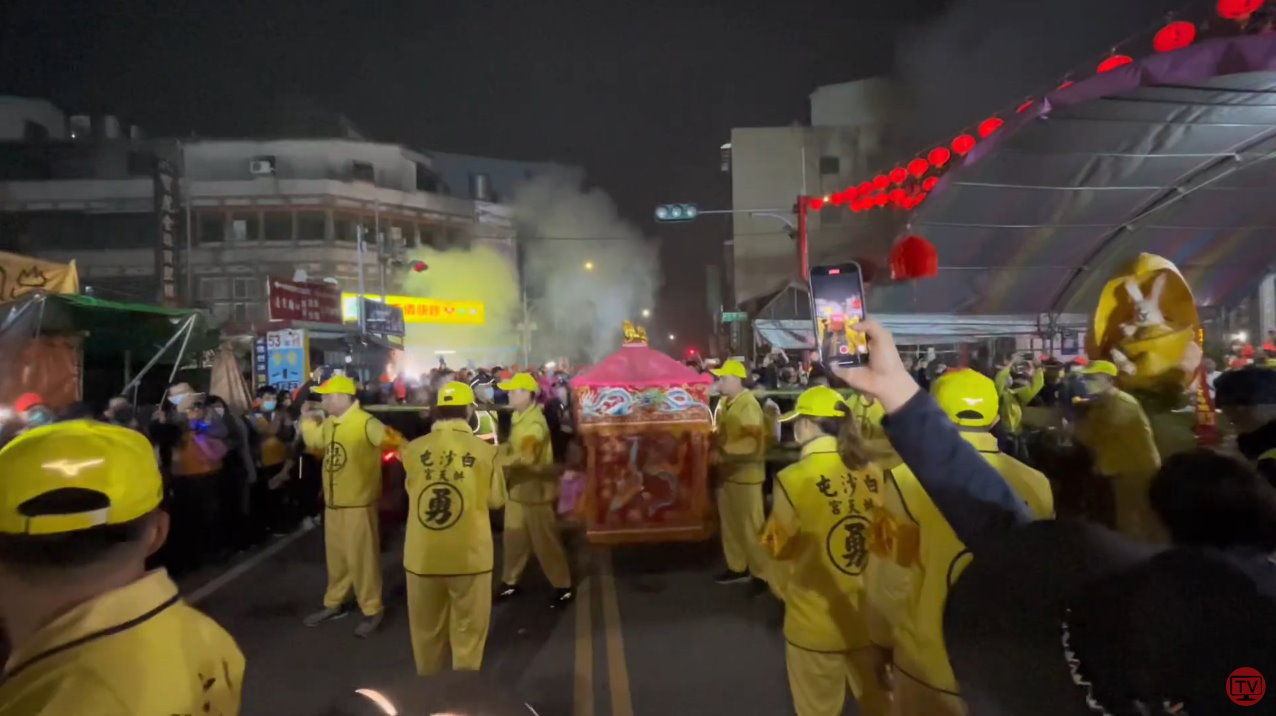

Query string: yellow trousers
406 571 493 675
323 506 383 616
786 643 891 716
501 501 571 588
716 481 767 576
892 667 967 716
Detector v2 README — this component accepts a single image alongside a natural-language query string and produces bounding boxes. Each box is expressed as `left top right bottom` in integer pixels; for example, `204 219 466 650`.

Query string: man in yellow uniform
762 386 891 716
401 382 508 675
0 421 244 714
302 375 402 637
495 372 574 607
865 368 1053 716
710 359 770 584
1072 360 1164 542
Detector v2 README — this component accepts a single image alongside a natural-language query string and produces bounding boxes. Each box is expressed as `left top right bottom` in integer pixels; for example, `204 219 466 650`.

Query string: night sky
1 0 1178 350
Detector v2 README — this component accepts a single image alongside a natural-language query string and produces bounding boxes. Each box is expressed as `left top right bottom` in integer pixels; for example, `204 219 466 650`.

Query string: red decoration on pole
889 236 939 280
1218 0 1262 20
1097 55 1134 73
888 189 907 205
873 174 891 191
889 167 909 184
807 197 825 211
1153 21 1197 52
978 117 1005 138
1058 80 1075 90
928 147 952 167
922 176 939 191
1016 99 1035 114
952 134 977 156
857 181 873 195
908 158 930 177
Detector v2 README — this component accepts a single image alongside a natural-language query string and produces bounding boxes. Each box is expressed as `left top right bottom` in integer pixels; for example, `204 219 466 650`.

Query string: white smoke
513 169 661 363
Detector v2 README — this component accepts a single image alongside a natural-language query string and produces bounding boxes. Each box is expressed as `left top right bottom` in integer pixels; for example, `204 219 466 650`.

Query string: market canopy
860 31 1276 320
0 292 216 358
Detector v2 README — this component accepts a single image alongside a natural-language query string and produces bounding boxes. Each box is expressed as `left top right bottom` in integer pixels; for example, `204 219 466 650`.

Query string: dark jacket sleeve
882 391 1031 551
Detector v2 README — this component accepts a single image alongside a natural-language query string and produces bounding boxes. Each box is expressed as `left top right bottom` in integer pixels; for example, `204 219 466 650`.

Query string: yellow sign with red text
341 293 485 326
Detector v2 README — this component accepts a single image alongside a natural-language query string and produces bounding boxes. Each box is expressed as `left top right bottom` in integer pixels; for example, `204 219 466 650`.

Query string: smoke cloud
513 169 661 364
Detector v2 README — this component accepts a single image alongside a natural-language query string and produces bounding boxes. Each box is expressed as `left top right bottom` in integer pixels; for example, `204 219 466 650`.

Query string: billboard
360 297 406 336
267 277 343 325
341 293 484 325
266 329 308 391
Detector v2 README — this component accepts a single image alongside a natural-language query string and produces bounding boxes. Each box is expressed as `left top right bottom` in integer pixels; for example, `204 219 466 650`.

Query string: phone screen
809 262 868 368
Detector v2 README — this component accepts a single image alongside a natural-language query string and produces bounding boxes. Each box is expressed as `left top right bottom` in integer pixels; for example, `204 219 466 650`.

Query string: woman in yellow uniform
761 386 891 716
711 360 770 584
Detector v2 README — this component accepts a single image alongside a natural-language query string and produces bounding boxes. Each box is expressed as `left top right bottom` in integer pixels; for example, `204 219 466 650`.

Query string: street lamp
584 260 595 272
641 308 651 318
667 333 676 341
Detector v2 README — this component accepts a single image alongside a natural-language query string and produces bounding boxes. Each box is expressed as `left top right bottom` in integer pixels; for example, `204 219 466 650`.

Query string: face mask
25 409 52 427
168 394 186 407
212 406 226 419
475 386 494 403
554 387 569 403
260 401 277 412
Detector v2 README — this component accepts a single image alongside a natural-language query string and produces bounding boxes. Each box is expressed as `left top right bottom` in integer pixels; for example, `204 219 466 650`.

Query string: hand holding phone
809 262 869 368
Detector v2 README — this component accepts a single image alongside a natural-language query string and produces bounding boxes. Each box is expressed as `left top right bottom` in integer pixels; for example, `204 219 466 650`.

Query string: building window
200 277 230 301
819 156 840 175
127 151 156 177
297 211 326 241
230 212 259 241
263 212 291 242
233 277 256 300
198 213 225 243
333 213 357 242
415 162 437 192
351 161 375 183
233 303 250 323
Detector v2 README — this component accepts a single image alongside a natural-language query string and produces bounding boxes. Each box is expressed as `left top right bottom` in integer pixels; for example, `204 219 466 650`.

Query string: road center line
599 550 634 716
186 520 316 605
573 570 595 716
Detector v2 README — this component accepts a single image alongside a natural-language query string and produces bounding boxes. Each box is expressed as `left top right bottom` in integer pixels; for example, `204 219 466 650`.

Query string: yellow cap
779 386 850 422
711 360 748 379
312 375 357 395
0 421 163 535
931 368 999 428
437 381 476 407
1082 360 1119 377
497 372 538 392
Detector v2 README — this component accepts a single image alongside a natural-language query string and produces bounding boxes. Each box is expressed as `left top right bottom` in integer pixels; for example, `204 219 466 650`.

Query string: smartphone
809 262 869 368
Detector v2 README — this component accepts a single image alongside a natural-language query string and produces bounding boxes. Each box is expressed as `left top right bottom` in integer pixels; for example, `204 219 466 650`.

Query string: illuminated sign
342 293 485 325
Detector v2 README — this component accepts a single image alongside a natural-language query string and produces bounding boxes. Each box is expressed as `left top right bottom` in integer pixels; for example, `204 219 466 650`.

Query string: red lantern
1153 21 1197 52
412 260 429 272
1218 0 1262 20
978 117 1004 138
858 181 874 195
922 176 939 191
908 158 930 177
1016 99 1035 114
889 235 939 281
874 193 890 208
807 197 825 211
1058 80 1075 90
928 147 952 168
952 134 977 156
873 174 891 191
889 167 909 184
1097 55 1133 73
888 188 907 205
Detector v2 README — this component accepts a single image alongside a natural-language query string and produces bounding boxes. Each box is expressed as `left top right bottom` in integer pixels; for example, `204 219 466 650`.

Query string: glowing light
978 117 1005 138
928 147 951 168
807 197 825 211
951 134 977 156
667 333 676 341
1016 100 1035 114
1058 80 1075 90
872 175 891 191
922 177 939 192
1153 21 1197 52
857 181 874 195
1096 55 1133 73
353 688 399 715
908 158 930 177
1218 0 1262 20
641 308 651 318
889 167 908 184
584 260 595 271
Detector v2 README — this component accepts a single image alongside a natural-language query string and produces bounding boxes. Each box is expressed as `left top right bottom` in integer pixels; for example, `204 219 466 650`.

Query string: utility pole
374 200 387 303
356 224 366 333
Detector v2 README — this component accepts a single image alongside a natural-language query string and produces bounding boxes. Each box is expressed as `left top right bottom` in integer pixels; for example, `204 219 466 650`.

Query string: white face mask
554 387 569 403
168 394 186 407
475 385 494 403
211 406 226 419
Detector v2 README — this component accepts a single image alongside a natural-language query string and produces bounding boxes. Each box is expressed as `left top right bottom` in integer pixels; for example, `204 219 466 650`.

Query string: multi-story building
0 96 547 332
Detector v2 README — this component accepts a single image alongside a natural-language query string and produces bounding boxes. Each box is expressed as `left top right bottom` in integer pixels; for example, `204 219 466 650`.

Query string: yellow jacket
762 435 885 652
713 391 766 484
0 570 244 715
993 365 1042 432
500 405 555 504
865 431 1053 693
1075 389 1161 479
304 403 400 508
846 392 901 470
402 419 507 576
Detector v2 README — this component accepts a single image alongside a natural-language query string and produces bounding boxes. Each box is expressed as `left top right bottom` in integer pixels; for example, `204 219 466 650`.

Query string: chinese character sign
153 157 180 307
266 329 308 391
341 293 485 326
267 277 343 324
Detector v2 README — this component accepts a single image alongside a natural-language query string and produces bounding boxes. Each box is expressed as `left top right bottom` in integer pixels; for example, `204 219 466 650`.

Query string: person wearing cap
494 372 573 606
0 421 244 714
1072 360 1164 542
709 359 770 584
12 392 53 433
302 374 403 637
863 368 1054 716
401 382 508 675
1214 366 1276 489
468 374 500 446
760 386 890 716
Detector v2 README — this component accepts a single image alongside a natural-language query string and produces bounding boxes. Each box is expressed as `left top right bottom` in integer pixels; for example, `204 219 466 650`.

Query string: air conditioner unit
249 157 276 175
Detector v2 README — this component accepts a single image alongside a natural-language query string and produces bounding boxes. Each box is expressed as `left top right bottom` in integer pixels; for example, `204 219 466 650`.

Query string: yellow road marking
573 571 594 716
599 549 634 716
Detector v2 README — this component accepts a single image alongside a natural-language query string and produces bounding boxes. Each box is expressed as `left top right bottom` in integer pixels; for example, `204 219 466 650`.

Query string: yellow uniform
305 403 398 616
866 432 1053 716
402 419 507 675
500 404 570 588
762 435 890 716
713 390 769 576
254 414 288 468
0 570 244 715
1075 389 1164 542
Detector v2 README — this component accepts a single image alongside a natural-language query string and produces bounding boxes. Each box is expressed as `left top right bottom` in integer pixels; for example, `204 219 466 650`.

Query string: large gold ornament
1087 253 1202 390
623 320 648 345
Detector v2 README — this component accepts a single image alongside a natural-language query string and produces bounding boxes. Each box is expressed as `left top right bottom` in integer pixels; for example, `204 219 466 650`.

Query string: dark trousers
165 472 222 573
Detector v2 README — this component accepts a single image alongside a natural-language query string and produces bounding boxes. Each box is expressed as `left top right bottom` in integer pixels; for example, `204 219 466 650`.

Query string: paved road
184 522 853 715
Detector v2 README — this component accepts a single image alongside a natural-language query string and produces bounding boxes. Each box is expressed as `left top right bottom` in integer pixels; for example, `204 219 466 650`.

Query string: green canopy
1 292 218 359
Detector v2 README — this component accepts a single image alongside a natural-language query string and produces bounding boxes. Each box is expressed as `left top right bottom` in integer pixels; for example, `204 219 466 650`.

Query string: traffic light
654 203 699 222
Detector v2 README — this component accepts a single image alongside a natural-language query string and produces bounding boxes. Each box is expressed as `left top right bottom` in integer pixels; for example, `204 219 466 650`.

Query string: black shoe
549 587 576 608
714 570 751 585
495 583 521 601
748 577 770 596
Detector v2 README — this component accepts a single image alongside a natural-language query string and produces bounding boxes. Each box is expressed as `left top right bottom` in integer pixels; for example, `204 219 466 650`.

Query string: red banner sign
266 277 342 325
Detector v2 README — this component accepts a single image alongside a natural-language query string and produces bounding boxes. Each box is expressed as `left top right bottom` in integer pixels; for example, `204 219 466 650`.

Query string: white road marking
186 519 317 605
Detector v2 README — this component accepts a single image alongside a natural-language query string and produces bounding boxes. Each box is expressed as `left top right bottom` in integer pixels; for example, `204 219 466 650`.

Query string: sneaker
714 570 751 585
354 612 383 639
495 583 521 602
303 606 350 627
549 587 576 608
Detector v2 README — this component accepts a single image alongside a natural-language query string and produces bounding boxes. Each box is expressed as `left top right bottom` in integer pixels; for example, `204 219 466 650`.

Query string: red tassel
889 235 939 280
